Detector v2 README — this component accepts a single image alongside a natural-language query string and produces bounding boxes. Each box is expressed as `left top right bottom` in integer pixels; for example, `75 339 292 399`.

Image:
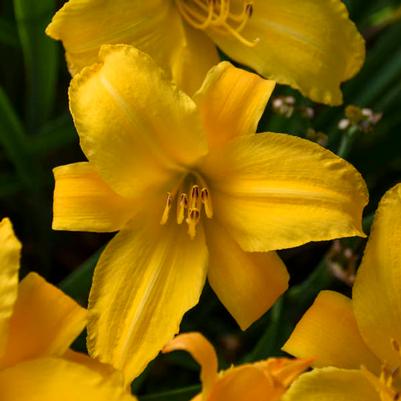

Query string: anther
187 208 200 239
160 193 173 225
177 193 188 224
201 188 213 218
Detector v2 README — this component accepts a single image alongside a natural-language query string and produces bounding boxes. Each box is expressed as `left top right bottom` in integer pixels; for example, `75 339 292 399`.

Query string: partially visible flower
164 332 311 401
282 184 401 401
46 0 365 104
305 128 328 147
338 105 383 133
0 218 137 401
272 96 296 118
52 45 368 384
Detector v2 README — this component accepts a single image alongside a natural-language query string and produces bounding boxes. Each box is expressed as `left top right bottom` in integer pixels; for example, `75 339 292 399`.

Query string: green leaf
139 385 200 401
59 248 103 305
0 17 19 47
13 0 58 129
0 87 35 190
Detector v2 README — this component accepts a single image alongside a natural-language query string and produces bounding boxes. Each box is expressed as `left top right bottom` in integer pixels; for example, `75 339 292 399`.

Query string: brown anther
160 193 173 225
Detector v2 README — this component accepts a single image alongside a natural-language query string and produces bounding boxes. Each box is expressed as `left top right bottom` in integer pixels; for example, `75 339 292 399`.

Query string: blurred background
0 0 401 399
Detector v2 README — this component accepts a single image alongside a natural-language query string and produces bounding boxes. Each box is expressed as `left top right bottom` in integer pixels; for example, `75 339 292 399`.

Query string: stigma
160 178 213 239
175 0 259 47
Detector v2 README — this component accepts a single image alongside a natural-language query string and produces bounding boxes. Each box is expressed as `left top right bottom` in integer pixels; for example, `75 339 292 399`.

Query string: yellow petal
353 184 401 367
163 333 218 397
53 162 133 232
209 0 365 105
282 368 378 401
87 219 208 383
0 218 21 356
256 357 311 389
206 220 288 329
64 349 117 379
46 0 219 94
69 44 208 198
209 365 276 401
0 357 137 401
170 24 220 96
283 291 380 373
200 133 368 252
194 62 275 149
0 273 87 369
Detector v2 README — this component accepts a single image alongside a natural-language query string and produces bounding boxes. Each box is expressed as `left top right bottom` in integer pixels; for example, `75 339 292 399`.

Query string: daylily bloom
163 332 311 401
46 0 365 105
0 217 137 401
52 44 368 383
282 183 401 401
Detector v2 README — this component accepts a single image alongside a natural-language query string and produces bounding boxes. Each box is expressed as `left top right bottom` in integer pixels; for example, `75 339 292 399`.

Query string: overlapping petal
206 220 289 329
282 368 378 401
163 333 218 397
200 133 368 252
69 44 208 198
209 0 365 105
46 0 219 93
0 357 137 401
194 62 275 149
282 291 380 373
0 273 87 369
53 162 134 232
208 365 277 401
353 184 401 367
0 218 21 356
87 219 208 383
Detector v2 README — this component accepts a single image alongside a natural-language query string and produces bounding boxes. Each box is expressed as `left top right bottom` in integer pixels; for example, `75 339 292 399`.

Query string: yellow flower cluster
2 0 399 400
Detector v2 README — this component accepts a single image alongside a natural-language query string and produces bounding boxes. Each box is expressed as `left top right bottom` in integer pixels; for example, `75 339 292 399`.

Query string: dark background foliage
0 0 401 399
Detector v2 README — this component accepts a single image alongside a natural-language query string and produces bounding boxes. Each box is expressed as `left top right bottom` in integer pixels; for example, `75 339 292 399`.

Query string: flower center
362 340 401 401
160 173 213 239
174 0 258 47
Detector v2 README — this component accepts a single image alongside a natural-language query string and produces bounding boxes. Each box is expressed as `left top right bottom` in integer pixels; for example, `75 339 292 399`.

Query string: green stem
337 126 359 159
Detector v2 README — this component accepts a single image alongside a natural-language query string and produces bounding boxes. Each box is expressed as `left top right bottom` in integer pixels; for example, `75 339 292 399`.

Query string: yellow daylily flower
282 183 401 401
0 217 137 401
163 332 311 401
46 0 365 104
52 44 368 383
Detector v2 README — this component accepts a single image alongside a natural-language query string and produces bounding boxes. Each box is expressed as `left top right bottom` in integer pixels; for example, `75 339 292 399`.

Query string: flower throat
160 174 213 239
175 0 258 47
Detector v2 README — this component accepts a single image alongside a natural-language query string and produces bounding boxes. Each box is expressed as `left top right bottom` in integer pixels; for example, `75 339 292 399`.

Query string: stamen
160 175 213 238
201 188 213 218
175 0 258 47
160 193 173 225
187 209 200 239
177 193 188 224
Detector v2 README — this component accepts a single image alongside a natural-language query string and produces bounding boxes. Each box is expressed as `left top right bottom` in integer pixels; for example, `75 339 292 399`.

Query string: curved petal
170 24 220 96
194 62 275 149
0 218 21 356
206 220 288 329
200 133 368 252
53 162 134 232
282 291 380 373
69 44 208 198
0 357 137 401
46 0 219 93
0 273 87 370
282 368 379 401
163 333 218 397
87 218 208 383
209 0 365 105
209 365 276 401
353 184 401 367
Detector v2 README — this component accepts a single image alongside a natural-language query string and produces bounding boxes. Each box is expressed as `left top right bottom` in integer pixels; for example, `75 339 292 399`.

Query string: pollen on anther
160 192 173 225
